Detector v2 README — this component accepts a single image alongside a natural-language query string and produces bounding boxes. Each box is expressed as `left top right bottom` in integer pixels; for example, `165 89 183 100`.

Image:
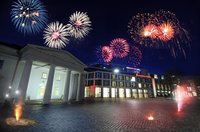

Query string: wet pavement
0 98 200 132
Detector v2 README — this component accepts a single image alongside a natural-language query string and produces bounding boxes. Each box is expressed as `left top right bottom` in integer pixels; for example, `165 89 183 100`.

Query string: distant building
170 75 197 97
0 44 86 104
84 66 172 99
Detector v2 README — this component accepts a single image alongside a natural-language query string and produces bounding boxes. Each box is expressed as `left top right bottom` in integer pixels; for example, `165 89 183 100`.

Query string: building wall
0 54 18 102
85 71 169 99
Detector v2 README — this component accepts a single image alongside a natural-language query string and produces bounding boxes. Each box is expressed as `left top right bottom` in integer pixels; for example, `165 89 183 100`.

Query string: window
161 75 164 80
95 72 102 78
0 60 4 69
88 80 93 86
103 80 110 86
154 74 158 79
125 76 130 81
144 84 146 88
138 83 142 88
119 82 124 87
126 82 131 87
112 74 116 80
131 82 136 88
95 80 102 85
103 73 110 79
88 73 94 79
131 76 136 82
119 75 124 80
157 84 160 90
137 77 141 82
112 81 117 87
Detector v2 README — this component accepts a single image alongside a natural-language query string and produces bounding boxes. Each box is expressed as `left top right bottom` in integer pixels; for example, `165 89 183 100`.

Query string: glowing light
15 90 20 95
158 22 174 41
114 68 119 73
148 115 154 120
175 85 188 112
101 46 113 63
67 11 92 39
43 21 69 49
142 24 158 39
15 104 22 121
11 0 48 35
5 94 9 98
9 86 12 89
110 38 129 58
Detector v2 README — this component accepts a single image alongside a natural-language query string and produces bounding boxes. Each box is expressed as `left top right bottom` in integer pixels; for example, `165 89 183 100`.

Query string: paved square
1 98 200 132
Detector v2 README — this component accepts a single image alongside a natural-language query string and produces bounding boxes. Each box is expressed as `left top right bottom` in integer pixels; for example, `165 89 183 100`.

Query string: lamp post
114 68 119 102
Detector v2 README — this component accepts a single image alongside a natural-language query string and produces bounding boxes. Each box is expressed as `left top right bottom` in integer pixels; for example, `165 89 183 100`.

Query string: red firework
101 46 113 63
110 38 130 58
128 46 142 67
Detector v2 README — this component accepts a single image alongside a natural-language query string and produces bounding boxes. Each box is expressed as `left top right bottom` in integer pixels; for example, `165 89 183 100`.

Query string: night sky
0 0 199 75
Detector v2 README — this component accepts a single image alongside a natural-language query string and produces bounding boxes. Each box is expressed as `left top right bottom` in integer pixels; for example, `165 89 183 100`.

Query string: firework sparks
128 10 190 58
142 24 159 39
43 21 69 49
67 11 92 39
11 0 48 35
110 38 130 58
127 46 142 67
158 22 175 41
102 46 113 63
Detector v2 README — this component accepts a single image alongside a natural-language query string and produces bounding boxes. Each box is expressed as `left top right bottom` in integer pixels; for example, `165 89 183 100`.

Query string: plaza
1 98 200 132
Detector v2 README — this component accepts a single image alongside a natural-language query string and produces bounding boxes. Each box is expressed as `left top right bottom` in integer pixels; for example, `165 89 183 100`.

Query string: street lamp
114 68 119 102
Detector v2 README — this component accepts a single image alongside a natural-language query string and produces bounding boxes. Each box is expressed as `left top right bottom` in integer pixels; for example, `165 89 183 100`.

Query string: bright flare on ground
148 115 154 120
15 104 22 121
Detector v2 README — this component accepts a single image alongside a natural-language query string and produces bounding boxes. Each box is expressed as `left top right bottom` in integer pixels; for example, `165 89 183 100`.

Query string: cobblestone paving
1 98 200 132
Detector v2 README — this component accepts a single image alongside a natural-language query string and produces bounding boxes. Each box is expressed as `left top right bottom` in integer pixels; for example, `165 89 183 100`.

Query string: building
169 75 198 97
84 66 173 99
0 43 86 104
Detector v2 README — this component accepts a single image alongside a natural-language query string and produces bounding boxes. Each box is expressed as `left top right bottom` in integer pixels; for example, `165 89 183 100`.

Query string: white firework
67 11 92 39
43 21 69 49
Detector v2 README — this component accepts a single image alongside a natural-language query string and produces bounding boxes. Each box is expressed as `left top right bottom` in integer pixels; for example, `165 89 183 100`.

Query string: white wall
0 58 18 102
26 65 50 100
51 69 67 99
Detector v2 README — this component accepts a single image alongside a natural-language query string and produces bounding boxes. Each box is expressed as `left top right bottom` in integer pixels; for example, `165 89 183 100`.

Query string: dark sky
0 0 199 75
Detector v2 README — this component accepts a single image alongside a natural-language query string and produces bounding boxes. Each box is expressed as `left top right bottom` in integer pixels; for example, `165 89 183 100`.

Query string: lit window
154 74 158 79
138 83 142 88
161 75 164 80
131 76 136 82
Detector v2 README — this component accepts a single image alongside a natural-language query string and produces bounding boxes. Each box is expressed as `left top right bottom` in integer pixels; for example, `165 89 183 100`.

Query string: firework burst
128 10 190 58
11 0 48 35
67 11 92 39
158 22 175 41
102 46 113 63
142 24 159 39
127 46 142 67
110 38 130 58
43 21 69 49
